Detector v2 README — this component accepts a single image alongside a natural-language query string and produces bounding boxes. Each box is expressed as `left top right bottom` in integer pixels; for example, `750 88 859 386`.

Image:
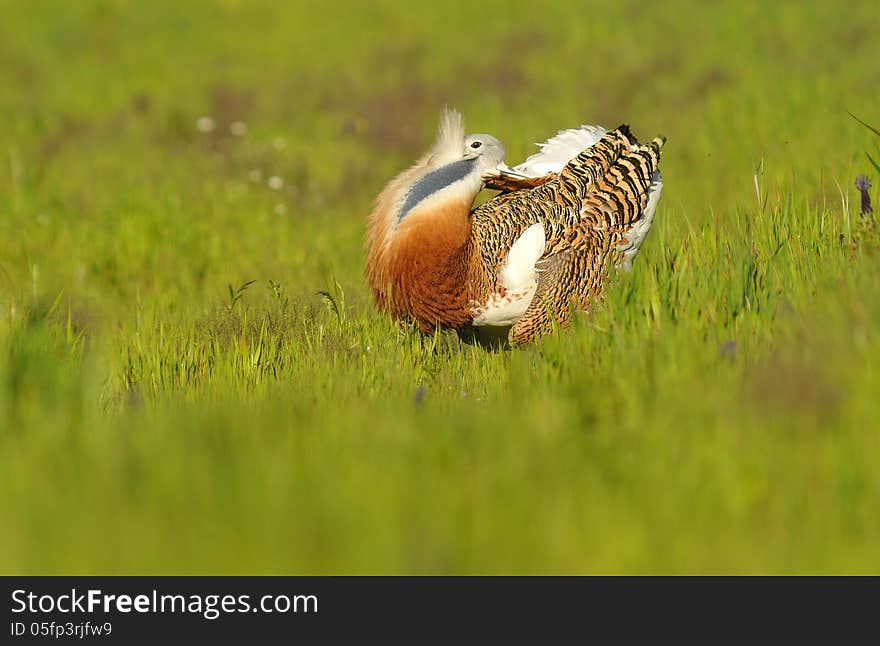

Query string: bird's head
426 107 506 172
462 133 506 174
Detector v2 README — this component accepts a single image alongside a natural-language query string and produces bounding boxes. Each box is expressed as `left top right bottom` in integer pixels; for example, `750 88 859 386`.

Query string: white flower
196 116 215 133
267 176 284 190
230 121 247 136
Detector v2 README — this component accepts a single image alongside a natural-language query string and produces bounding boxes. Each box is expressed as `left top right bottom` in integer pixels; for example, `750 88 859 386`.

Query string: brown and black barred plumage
469 126 665 343
365 110 665 345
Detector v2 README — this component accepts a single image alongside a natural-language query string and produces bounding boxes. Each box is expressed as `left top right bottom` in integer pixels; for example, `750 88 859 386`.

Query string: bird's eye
470 141 482 149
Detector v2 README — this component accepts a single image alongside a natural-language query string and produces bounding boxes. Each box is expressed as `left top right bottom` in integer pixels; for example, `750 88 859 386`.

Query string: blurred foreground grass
1 0 879 573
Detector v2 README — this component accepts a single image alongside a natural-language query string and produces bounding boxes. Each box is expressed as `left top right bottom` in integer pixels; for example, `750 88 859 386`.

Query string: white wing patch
501 223 545 291
472 223 545 327
513 125 608 177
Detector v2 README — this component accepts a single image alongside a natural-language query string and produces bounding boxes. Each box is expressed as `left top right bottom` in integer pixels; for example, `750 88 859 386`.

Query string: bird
365 109 665 345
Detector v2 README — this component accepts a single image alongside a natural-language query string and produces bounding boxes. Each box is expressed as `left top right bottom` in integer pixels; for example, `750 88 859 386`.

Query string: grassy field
1 0 879 574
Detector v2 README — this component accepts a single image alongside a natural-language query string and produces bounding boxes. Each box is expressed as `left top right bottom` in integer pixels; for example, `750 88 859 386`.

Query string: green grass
1 0 879 574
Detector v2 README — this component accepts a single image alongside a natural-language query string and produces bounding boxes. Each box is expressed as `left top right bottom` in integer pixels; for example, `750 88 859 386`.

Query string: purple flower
856 175 873 217
719 340 737 358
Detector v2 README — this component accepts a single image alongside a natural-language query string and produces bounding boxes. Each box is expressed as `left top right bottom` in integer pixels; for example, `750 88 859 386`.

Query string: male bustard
365 109 665 344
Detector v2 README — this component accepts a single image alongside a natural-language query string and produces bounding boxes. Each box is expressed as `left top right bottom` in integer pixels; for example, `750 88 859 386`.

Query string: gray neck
398 157 478 223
